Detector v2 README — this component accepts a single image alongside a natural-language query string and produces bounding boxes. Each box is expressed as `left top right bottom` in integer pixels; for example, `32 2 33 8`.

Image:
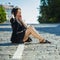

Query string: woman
10 7 51 44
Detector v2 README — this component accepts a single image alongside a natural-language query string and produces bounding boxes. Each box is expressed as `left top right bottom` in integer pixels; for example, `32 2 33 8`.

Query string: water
0 23 60 36
34 24 60 36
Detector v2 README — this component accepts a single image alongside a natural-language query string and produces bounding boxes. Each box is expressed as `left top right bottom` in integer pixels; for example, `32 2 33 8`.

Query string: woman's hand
18 15 22 21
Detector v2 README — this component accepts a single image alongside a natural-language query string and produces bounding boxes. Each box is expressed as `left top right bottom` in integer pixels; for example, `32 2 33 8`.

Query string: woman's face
16 9 22 20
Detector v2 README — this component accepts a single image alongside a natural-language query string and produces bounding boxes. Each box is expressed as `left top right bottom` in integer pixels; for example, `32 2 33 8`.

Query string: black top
10 18 26 34
10 18 26 43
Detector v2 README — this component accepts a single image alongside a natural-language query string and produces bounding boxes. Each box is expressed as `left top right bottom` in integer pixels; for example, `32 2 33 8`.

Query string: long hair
11 7 21 17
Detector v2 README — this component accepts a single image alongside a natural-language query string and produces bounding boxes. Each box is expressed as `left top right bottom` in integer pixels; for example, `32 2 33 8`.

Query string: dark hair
11 7 21 17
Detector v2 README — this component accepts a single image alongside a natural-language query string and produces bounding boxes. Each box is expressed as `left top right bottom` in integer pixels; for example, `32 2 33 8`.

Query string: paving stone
0 24 60 60
0 31 18 60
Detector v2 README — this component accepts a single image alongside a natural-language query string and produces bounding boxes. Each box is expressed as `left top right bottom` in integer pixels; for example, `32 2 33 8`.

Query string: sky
0 0 40 24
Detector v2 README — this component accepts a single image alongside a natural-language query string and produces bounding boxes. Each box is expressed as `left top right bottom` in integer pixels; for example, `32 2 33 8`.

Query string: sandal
40 40 51 44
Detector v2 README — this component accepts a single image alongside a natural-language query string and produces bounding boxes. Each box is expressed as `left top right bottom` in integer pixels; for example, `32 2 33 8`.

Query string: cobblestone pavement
22 33 60 60
0 24 60 60
0 32 18 60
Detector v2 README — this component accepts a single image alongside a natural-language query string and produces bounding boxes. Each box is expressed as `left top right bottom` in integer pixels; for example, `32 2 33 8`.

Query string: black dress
10 18 32 43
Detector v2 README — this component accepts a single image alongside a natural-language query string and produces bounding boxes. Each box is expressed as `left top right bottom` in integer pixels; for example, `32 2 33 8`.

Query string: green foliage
49 17 57 23
0 5 7 23
38 0 60 23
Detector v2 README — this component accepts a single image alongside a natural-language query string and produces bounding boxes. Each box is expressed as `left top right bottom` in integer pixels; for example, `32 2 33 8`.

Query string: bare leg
23 26 45 42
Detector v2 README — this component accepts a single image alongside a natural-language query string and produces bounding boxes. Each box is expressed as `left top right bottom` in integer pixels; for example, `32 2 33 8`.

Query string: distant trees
38 0 60 23
0 5 6 23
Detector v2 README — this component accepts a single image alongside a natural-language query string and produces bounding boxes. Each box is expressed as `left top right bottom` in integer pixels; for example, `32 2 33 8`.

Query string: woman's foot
23 37 32 43
40 39 51 44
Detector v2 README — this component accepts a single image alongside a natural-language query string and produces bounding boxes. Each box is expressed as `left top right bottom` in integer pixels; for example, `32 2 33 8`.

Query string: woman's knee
28 26 33 30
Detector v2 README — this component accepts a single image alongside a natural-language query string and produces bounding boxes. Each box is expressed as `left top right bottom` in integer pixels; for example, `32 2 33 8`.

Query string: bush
49 17 57 23
0 5 7 23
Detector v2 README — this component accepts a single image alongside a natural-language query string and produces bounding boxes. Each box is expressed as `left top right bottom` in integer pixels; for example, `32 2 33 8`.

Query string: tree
0 5 7 23
38 0 60 23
